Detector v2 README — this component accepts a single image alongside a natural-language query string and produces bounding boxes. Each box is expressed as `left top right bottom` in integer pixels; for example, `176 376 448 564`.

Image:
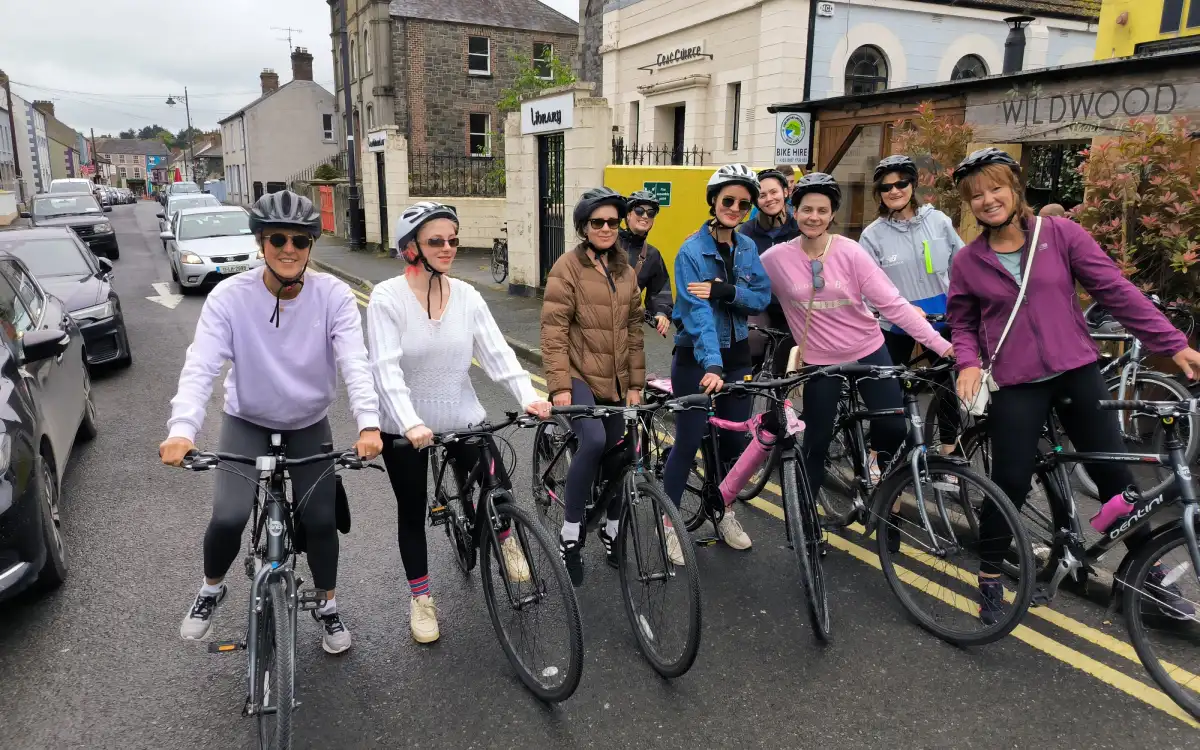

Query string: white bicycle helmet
706 164 760 205
395 201 459 252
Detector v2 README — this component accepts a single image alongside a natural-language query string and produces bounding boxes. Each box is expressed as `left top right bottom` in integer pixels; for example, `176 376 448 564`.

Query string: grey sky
0 0 578 137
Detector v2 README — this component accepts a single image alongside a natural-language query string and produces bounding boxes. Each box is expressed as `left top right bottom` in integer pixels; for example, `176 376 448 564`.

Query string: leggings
979 362 1150 574
564 379 625 525
663 356 753 508
206 414 338 590
882 329 960 445
381 432 511 582
800 344 907 495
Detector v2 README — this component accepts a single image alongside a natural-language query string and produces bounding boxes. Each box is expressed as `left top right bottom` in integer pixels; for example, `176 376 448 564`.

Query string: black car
0 229 132 368
21 192 120 260
0 252 97 602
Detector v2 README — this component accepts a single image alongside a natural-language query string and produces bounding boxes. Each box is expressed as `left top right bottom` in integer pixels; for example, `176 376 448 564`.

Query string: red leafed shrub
891 101 976 225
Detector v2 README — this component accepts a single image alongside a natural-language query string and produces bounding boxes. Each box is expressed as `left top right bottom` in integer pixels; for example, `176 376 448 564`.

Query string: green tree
118 129 136 139
890 101 976 225
137 124 167 139
497 52 577 113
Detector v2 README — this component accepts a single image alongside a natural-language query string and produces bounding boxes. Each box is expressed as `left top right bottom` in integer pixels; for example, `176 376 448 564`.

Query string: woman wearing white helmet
366 201 551 645
661 164 771 559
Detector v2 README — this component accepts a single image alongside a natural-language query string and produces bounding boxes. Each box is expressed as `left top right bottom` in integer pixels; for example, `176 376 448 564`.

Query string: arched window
951 54 988 81
350 40 357 79
366 103 374 129
363 29 371 73
845 46 888 95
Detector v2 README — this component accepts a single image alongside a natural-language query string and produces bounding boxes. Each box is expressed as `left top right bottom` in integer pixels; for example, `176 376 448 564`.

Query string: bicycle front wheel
480 497 584 702
531 417 572 535
781 451 831 640
256 579 294 750
491 243 508 283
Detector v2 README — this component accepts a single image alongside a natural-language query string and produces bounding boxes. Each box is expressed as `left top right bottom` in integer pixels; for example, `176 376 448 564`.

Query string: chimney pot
33 100 55 118
260 68 280 95
1002 15 1036 74
291 47 314 82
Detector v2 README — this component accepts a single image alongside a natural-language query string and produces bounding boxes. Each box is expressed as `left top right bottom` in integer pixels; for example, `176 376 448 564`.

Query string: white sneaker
180 584 226 640
664 524 685 566
501 535 531 583
410 595 440 644
313 609 352 655
717 508 753 550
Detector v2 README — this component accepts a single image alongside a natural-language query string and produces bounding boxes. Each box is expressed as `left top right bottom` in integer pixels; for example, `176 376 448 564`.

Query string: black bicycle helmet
626 190 660 211
790 172 842 211
873 155 918 183
756 168 790 193
248 189 322 237
573 187 627 235
706 164 760 205
953 147 1020 185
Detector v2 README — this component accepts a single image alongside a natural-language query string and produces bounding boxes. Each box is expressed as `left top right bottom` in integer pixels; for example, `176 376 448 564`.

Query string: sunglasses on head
880 179 912 193
588 217 622 230
267 233 312 250
422 237 460 248
720 196 754 212
632 206 658 218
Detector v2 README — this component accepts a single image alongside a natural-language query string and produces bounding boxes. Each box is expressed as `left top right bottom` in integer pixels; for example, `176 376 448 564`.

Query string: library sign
521 92 575 136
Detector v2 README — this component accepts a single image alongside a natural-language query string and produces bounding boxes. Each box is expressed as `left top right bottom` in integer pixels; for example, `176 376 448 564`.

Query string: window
2 260 44 325
845 45 889 95
469 113 491 156
951 54 988 81
366 103 374 129
727 82 742 151
118 154 126 164
0 267 34 338
0 237 93 277
533 42 554 79
363 28 371 73
350 40 358 79
118 166 127 178
134 167 142 178
629 100 640 143
322 113 334 141
1161 0 1185 32
1189 0 1200 28
468 36 491 75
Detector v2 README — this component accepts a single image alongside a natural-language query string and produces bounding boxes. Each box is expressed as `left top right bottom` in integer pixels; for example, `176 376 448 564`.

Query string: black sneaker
597 525 619 568
312 609 352 654
978 579 1006 626
1146 564 1196 621
180 584 227 640
560 536 584 587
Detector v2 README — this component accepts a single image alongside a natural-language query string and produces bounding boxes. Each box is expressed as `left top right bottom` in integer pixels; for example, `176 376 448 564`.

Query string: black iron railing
611 137 710 167
408 153 504 197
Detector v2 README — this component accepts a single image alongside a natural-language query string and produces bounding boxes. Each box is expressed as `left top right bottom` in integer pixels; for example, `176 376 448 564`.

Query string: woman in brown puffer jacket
540 186 646 586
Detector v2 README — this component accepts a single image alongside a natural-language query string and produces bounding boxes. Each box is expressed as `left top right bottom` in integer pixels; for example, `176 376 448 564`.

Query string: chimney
1002 16 1035 74
291 47 314 82
32 100 55 118
260 68 280 95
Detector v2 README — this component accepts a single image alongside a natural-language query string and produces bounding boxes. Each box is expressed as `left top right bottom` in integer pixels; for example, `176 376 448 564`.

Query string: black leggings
564 379 625 525
979 362 1149 574
801 344 907 495
882 329 960 445
381 432 511 581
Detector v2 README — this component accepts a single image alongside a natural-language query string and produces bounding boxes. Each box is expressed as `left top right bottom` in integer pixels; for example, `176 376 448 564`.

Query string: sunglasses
632 206 659 218
267 233 312 250
720 196 754 212
880 179 912 193
423 237 460 248
811 259 825 290
588 218 622 230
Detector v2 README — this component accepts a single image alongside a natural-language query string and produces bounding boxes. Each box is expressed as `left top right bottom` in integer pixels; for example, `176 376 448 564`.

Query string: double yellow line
352 293 1198 726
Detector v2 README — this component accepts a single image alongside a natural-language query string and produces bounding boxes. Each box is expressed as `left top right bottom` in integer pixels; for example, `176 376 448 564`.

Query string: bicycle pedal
297 588 329 610
208 639 245 654
1030 584 1056 607
428 505 451 527
695 535 720 547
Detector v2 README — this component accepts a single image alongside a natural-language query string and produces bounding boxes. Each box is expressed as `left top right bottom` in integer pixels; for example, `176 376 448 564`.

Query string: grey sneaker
180 585 227 640
313 609 352 654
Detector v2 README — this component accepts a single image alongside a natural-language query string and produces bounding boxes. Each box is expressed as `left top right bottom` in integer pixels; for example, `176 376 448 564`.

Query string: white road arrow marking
146 281 184 310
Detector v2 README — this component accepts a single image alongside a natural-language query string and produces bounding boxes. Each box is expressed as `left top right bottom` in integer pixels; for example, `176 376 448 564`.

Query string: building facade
328 0 396 149
94 138 169 191
1096 0 1200 57
34 102 84 180
600 0 1098 165
25 102 51 193
0 101 15 194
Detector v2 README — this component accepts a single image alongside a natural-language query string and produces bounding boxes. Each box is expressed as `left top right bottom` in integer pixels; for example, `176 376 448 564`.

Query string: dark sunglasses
632 206 659 218
811 259 825 290
588 217 622 230
880 179 912 193
267 233 312 250
423 237 460 248
720 196 754 212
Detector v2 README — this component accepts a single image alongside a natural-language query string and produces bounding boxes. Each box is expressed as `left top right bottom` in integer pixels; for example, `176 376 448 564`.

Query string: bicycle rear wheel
480 497 584 702
491 242 508 283
431 450 476 574
781 451 831 640
618 476 703 678
256 579 294 750
531 417 572 535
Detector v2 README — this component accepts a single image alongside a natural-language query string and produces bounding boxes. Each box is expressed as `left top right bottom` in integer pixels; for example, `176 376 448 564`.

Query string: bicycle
180 437 379 750
531 400 703 678
491 227 508 284
399 412 584 702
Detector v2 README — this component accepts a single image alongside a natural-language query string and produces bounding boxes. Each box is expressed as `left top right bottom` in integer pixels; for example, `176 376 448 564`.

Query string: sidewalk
311 234 675 374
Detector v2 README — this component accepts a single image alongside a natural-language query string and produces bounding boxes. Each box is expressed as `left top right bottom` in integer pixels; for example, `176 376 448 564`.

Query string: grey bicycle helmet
395 201 459 251
756 168 791 193
953 147 1020 185
248 189 322 237
706 164 760 205
573 187 627 235
626 190 661 211
790 172 842 211
874 155 918 183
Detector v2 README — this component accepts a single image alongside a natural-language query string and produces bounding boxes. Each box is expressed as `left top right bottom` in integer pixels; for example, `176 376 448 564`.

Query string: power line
8 80 263 99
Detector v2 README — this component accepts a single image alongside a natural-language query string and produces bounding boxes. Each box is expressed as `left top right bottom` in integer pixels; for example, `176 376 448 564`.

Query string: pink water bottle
719 431 775 505
1090 489 1137 533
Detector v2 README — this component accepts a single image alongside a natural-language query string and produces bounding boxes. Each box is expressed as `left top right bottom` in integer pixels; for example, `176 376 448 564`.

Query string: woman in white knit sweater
366 202 551 645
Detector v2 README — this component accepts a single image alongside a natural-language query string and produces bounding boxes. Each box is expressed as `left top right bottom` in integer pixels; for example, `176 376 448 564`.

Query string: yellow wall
1095 0 1200 58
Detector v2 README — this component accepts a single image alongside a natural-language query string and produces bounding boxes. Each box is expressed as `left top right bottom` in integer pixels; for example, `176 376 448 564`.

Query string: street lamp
166 88 197 184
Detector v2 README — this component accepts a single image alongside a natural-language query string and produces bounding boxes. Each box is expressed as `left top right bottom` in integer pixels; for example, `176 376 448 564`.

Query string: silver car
157 193 222 246
160 206 263 292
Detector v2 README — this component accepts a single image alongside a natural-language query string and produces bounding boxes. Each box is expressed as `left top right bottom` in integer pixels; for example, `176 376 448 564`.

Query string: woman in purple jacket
946 148 1200 624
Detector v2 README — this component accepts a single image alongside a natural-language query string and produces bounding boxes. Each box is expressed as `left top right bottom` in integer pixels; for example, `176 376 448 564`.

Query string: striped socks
408 575 431 599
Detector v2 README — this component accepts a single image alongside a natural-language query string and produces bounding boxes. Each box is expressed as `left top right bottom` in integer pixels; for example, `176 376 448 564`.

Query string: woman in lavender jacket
946 148 1200 625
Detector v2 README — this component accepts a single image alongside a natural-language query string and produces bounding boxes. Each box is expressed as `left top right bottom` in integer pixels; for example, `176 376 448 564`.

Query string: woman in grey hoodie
859 155 964 453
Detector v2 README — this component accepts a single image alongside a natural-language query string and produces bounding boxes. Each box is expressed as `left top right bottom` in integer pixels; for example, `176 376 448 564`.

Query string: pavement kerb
311 256 546 367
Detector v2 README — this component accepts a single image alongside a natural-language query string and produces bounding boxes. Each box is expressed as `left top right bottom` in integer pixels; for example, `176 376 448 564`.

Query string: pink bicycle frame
712 401 804 505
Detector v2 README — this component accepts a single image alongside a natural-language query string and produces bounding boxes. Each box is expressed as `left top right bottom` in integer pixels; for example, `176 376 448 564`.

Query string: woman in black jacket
740 168 799 373
620 190 674 337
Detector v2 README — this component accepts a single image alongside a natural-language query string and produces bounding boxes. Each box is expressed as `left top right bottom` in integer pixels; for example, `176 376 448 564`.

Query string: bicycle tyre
531 417 573 535
737 369 783 503
491 242 508 283
431 450 477 574
1123 525 1200 721
256 579 294 750
480 500 584 703
873 456 1036 646
818 420 863 527
618 477 703 677
781 451 831 640
1074 370 1197 499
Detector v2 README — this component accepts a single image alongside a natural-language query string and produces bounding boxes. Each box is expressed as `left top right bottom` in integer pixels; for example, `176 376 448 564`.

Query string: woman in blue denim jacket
661 164 771 559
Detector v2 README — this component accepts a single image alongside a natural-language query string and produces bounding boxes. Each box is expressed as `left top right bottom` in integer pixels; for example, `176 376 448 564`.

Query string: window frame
0 265 35 338
322 113 335 141
468 113 491 157
1161 0 1185 32
363 28 372 73
951 54 988 81
533 42 554 80
468 36 492 76
0 259 45 328
728 82 742 152
845 45 889 95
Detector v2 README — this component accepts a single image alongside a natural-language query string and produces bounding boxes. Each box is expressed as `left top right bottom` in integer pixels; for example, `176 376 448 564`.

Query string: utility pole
337 0 364 250
89 127 98 184
272 26 303 53
166 89 196 183
0 70 25 203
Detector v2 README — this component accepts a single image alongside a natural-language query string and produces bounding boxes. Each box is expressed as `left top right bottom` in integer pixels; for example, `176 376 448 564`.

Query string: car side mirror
156 212 165 219
103 205 112 213
159 231 175 241
97 257 114 276
18 211 30 219
21 329 70 364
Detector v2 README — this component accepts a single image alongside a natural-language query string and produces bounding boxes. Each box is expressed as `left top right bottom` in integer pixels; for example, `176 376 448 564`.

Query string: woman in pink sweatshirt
759 173 952 548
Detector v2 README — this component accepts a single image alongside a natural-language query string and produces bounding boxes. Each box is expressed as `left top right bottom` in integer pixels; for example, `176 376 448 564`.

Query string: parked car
20 193 119 260
49 179 95 195
157 194 221 245
0 228 131 367
0 252 97 602
162 206 262 292
159 181 201 205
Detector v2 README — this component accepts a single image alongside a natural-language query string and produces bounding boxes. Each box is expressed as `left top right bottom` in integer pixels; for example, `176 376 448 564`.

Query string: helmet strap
265 260 309 328
977 210 1018 232
413 242 445 319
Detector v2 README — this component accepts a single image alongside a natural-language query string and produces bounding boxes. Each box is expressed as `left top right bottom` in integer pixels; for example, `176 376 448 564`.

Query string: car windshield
50 181 92 194
178 212 251 241
169 196 220 214
171 183 201 194
32 195 101 218
0 237 93 277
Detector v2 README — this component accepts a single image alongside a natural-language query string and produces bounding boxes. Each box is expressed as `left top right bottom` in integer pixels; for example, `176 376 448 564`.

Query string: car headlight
93 223 113 233
180 253 204 265
71 299 116 322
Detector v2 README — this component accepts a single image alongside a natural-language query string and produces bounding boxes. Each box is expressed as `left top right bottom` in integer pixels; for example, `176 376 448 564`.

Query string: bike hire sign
521 92 574 135
775 112 812 166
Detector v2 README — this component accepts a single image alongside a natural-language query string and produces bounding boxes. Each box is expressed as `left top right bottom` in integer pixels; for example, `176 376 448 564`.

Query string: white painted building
600 0 1098 165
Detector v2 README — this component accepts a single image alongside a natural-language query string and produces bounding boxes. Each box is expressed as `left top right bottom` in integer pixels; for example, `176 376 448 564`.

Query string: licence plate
217 264 250 274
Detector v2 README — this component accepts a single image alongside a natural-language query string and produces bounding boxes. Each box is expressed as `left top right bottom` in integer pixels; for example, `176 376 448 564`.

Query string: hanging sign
521 92 575 135
775 112 812 165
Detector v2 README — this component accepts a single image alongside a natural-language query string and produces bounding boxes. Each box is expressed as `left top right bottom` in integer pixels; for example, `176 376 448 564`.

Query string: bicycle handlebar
180 448 377 472
390 411 538 450
1097 398 1199 417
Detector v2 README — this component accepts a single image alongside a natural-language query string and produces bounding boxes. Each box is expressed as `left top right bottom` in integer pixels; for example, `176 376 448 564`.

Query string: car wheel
171 265 179 283
34 454 66 592
108 246 119 261
78 375 98 442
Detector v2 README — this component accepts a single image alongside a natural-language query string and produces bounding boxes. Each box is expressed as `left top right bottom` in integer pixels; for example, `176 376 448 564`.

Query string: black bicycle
180 438 378 750
531 400 703 678
491 227 508 283
396 413 584 702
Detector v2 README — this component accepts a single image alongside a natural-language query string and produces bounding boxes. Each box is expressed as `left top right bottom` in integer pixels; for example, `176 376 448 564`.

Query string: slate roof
218 80 333 124
389 0 578 35
924 0 1100 20
94 138 169 157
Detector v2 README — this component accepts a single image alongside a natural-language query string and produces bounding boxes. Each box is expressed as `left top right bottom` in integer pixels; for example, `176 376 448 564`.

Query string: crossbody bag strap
990 216 1042 364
